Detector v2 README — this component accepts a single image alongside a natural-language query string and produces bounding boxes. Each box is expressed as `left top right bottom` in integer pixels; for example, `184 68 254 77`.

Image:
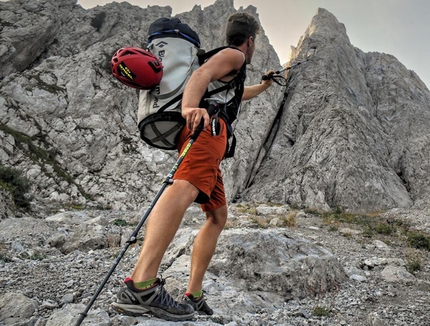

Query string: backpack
137 17 246 152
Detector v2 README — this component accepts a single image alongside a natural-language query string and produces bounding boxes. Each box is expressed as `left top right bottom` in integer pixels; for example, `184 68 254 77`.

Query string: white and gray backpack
137 17 242 150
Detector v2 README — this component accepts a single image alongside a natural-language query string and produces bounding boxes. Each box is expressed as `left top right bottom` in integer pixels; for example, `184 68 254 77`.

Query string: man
112 12 274 321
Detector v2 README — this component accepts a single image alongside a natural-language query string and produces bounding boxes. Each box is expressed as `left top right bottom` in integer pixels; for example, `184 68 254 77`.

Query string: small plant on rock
374 221 396 235
113 218 129 227
405 248 423 273
282 211 297 227
251 216 269 228
308 278 340 319
313 305 331 317
407 232 430 251
0 243 11 262
0 164 32 210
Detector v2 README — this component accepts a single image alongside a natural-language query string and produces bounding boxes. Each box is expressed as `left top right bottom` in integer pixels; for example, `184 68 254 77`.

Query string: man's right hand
182 107 210 134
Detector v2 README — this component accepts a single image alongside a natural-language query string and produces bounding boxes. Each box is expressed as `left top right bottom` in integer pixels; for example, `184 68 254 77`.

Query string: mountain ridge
1 0 429 213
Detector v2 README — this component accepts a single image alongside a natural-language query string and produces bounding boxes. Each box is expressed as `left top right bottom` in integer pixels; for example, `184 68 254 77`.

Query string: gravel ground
0 205 429 326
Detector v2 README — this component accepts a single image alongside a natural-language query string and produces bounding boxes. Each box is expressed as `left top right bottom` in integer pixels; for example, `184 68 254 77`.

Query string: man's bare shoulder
217 46 245 58
207 47 245 70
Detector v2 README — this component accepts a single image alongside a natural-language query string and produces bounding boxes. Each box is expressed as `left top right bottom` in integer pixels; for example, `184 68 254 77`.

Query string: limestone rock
0 0 279 211
0 292 38 325
1 1 430 214
381 265 415 283
240 8 430 212
209 228 347 299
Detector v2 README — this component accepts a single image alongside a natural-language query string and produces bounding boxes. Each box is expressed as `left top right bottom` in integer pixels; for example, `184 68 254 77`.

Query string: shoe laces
156 277 182 308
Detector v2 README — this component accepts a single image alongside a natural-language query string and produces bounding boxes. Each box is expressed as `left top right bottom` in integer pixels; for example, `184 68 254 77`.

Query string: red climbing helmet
111 47 163 89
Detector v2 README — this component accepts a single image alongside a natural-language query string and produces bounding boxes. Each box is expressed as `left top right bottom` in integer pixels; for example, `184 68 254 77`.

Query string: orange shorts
174 119 227 212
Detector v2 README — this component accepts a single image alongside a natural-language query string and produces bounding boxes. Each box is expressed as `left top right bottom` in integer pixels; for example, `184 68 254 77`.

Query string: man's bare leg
131 179 199 282
187 204 227 293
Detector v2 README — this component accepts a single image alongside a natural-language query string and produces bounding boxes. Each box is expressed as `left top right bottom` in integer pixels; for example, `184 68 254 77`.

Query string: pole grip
261 58 311 81
261 72 274 81
190 103 218 141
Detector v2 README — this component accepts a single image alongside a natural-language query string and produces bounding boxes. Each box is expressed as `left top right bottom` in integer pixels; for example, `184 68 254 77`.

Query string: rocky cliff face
1 3 430 325
240 8 430 212
1 1 429 213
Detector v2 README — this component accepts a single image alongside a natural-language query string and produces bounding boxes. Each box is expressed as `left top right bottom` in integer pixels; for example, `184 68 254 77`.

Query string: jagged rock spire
239 8 430 212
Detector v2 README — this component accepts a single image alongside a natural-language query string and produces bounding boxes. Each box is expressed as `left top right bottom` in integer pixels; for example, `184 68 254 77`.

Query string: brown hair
225 12 260 47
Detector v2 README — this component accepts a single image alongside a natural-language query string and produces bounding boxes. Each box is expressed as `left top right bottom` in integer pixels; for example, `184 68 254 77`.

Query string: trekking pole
74 103 218 326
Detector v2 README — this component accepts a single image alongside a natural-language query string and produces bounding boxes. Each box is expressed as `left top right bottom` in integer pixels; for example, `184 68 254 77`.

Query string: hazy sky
76 0 430 88
3 0 429 87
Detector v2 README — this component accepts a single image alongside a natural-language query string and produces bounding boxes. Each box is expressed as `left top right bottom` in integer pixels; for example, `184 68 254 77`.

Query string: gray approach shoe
182 293 214 315
111 277 195 321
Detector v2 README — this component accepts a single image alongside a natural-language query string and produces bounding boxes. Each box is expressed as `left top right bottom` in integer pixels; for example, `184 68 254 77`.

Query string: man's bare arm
181 48 246 133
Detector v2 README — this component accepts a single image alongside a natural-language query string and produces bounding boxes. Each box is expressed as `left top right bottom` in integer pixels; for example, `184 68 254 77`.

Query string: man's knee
205 206 228 227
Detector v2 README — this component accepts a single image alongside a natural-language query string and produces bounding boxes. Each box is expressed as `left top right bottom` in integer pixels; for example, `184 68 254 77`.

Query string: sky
2 0 429 88
75 0 430 89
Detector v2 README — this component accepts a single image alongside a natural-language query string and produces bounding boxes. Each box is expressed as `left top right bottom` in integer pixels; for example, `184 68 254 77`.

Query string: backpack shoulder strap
158 46 246 112
197 46 245 65
198 46 246 97
197 46 228 65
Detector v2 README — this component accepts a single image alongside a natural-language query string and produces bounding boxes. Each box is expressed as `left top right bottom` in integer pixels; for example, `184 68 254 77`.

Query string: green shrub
406 258 421 273
0 243 11 262
113 219 128 227
0 165 32 210
374 222 396 235
313 306 331 317
407 232 430 251
0 252 11 262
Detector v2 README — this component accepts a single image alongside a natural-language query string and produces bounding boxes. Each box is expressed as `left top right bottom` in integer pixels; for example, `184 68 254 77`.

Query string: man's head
226 12 260 63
